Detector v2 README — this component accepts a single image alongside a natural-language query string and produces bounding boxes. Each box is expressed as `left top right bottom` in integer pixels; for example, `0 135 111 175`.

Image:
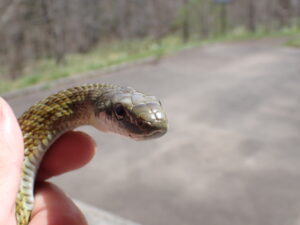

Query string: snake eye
114 104 126 119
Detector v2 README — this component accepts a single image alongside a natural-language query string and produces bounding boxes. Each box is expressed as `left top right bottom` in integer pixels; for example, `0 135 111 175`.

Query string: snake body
16 83 168 225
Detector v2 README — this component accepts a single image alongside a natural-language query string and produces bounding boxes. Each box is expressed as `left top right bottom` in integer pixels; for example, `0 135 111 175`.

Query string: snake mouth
130 126 167 140
148 128 167 139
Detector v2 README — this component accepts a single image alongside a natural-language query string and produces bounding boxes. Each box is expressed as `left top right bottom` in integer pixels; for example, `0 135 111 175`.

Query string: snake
15 83 168 225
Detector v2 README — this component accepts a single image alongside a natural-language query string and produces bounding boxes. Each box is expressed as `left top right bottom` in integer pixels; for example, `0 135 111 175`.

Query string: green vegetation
285 33 300 48
215 26 300 41
0 37 181 94
1 26 300 94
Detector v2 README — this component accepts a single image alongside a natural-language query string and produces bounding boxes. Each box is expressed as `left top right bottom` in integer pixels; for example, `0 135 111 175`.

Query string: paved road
5 38 300 225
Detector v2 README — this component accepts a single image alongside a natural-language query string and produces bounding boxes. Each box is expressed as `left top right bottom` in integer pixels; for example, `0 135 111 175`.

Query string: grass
203 26 300 43
285 37 300 47
0 37 182 94
1 26 300 94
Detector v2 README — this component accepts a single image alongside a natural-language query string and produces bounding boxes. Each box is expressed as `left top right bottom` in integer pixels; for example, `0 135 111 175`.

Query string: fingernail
0 97 20 139
0 96 24 161
0 97 6 123
0 97 11 134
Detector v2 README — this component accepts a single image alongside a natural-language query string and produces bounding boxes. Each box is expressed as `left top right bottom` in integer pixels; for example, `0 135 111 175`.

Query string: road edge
2 56 157 99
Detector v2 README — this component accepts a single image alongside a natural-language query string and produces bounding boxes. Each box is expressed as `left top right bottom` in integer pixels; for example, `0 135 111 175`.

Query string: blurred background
0 0 300 92
2 1 300 225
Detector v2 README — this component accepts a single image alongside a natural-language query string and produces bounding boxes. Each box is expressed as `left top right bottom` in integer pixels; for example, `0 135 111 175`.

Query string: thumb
0 97 24 225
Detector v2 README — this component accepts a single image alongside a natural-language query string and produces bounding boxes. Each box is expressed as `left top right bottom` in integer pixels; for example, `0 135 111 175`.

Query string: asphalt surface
4 38 300 225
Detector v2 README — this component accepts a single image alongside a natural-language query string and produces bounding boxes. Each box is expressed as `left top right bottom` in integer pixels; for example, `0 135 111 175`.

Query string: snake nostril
137 120 144 127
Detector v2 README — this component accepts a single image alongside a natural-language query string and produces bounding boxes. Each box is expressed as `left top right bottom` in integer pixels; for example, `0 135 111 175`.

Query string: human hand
0 97 96 225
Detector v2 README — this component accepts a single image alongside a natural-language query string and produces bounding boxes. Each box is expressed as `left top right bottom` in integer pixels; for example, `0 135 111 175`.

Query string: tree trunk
182 0 190 43
247 0 256 32
220 3 227 34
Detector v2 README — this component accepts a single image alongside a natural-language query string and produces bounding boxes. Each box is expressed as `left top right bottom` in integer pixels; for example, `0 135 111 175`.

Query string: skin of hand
0 97 96 225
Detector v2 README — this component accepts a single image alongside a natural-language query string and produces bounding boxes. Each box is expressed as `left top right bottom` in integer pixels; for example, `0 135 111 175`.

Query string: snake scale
15 83 168 225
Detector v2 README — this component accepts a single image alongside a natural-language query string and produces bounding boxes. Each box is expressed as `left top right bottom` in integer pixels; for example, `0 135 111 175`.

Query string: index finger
37 131 96 181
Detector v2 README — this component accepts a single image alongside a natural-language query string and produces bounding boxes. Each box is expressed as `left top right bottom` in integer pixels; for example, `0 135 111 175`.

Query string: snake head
93 86 168 140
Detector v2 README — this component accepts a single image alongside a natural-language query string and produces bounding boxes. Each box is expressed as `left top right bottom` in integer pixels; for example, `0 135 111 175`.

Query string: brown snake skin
16 83 168 225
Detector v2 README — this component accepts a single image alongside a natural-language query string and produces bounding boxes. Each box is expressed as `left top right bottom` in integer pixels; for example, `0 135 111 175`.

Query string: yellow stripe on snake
16 83 168 225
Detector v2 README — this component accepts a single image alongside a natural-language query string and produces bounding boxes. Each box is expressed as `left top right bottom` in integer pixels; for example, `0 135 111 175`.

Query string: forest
0 0 299 80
